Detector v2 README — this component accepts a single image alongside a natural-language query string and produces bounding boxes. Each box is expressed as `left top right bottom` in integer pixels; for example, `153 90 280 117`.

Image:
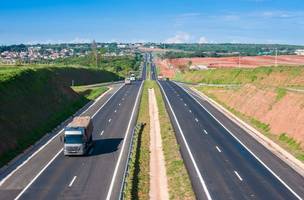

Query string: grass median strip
153 80 195 200
124 80 195 200
124 81 150 200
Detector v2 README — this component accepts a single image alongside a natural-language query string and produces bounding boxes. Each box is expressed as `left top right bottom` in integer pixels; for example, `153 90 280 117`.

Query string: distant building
295 49 304 55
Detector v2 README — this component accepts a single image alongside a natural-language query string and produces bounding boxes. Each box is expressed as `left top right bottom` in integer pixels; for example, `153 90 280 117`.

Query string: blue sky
0 0 304 45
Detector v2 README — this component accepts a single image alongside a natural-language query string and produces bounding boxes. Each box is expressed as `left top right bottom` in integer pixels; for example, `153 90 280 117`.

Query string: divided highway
151 61 304 199
0 57 147 200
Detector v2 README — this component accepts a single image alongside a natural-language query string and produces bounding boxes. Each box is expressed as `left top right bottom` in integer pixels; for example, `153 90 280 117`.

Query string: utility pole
238 52 241 68
275 48 278 67
91 40 98 68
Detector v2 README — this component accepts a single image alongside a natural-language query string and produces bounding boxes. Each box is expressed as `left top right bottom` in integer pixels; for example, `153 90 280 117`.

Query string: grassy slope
72 85 108 100
175 66 303 86
177 66 304 162
0 67 120 166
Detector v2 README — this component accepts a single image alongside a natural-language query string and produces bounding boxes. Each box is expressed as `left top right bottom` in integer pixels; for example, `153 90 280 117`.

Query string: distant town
1 42 304 65
0 42 143 64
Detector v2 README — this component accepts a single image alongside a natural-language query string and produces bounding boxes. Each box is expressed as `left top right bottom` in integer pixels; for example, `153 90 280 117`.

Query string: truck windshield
64 135 83 144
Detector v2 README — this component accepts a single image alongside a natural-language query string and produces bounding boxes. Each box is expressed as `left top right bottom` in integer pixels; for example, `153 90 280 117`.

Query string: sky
0 0 304 45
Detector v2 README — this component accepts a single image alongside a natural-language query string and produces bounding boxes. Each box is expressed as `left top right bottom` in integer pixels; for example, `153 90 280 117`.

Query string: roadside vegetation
175 66 304 86
54 52 142 76
124 80 194 200
72 85 108 100
125 81 150 200
0 67 119 167
195 84 304 162
156 43 304 59
153 80 195 199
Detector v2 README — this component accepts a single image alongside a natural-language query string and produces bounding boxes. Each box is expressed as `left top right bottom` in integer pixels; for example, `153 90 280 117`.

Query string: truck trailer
63 116 93 156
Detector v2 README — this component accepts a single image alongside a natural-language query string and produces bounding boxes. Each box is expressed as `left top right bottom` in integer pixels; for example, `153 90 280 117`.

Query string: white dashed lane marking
216 146 222 153
234 171 243 181
68 176 77 187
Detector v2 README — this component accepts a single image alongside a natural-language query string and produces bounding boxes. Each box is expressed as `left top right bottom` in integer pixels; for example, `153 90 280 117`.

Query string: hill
0 67 120 166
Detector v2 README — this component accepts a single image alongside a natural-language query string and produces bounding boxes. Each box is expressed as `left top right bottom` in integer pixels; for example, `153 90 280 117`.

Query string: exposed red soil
165 55 304 69
206 85 304 147
155 58 175 78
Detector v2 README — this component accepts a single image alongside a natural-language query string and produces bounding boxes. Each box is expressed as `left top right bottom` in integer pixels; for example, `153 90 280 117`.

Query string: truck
125 77 131 85
63 116 93 156
130 74 136 81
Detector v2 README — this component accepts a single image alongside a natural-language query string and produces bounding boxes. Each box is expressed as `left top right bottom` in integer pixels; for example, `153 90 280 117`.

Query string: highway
0 56 147 200
150 60 304 199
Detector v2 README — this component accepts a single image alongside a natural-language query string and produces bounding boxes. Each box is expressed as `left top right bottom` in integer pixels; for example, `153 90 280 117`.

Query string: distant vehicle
130 74 136 81
63 116 93 156
125 77 131 85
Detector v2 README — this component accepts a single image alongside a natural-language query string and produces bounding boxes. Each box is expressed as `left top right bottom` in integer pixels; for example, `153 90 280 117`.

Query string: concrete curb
190 87 304 178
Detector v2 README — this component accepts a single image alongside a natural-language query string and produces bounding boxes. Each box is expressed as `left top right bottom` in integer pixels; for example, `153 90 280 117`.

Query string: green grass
72 85 108 100
195 86 304 162
124 80 195 200
175 66 304 86
275 87 287 102
124 81 150 200
153 80 195 200
0 67 120 167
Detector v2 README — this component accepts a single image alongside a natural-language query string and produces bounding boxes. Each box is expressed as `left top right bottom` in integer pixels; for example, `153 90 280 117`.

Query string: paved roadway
0 56 147 200
150 58 304 199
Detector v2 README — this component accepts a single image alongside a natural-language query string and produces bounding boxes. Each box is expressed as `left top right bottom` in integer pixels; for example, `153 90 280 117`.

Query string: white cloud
165 32 190 43
198 36 208 44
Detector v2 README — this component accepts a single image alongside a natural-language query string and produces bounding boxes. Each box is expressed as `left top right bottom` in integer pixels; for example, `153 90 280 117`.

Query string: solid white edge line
12 84 125 199
92 85 124 118
105 81 143 200
157 81 212 200
216 146 222 153
234 171 243 181
68 176 77 187
0 85 117 187
15 149 63 200
176 82 302 200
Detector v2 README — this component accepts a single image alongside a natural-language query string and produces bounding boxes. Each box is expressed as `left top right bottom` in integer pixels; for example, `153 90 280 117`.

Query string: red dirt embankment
207 85 304 147
168 55 304 68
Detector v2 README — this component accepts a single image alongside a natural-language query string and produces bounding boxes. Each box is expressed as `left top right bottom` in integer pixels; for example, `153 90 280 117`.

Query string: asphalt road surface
0 58 147 200
158 79 304 200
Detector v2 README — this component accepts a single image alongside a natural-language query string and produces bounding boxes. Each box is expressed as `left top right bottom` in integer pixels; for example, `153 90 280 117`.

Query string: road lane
158 80 303 200
15 81 142 200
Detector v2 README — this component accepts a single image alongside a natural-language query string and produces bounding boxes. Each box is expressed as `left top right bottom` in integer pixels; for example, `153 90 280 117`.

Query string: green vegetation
195 87 304 161
0 67 120 166
54 53 142 76
125 80 194 199
156 43 304 58
125 81 150 200
153 80 195 199
276 88 287 102
72 85 108 100
175 66 304 87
